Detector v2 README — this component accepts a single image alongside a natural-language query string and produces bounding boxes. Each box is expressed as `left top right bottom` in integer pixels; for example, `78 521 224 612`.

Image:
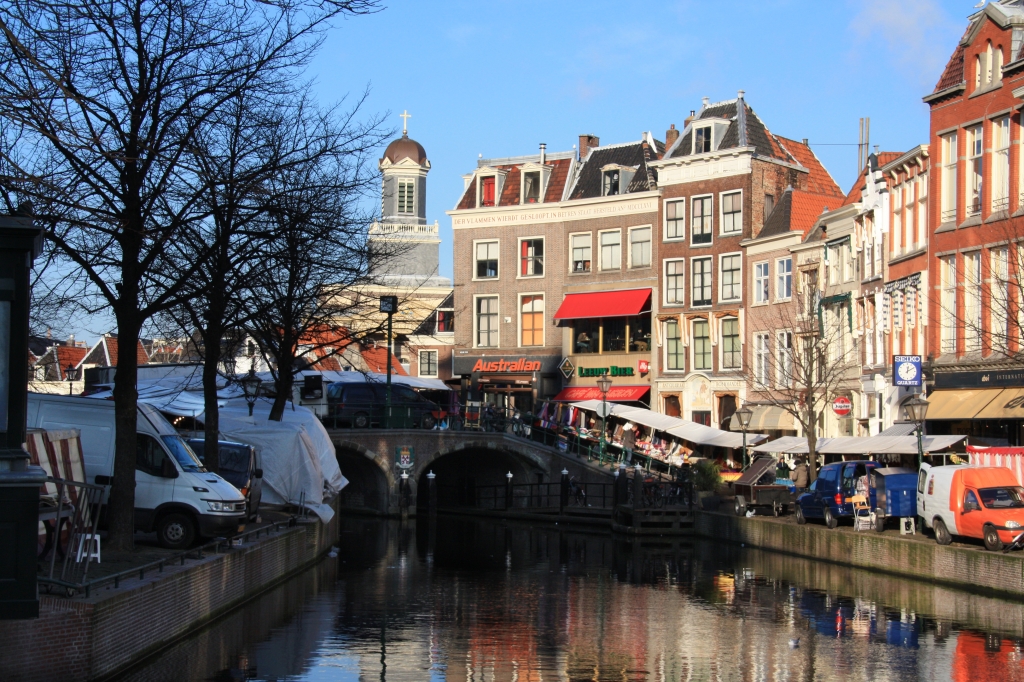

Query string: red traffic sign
832 396 852 417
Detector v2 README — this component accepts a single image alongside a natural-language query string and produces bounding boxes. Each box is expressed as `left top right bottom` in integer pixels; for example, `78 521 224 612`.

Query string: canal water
120 516 1024 681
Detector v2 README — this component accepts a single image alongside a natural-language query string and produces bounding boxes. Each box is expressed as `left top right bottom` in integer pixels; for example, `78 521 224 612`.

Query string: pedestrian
775 456 792 481
793 458 809 492
622 421 636 465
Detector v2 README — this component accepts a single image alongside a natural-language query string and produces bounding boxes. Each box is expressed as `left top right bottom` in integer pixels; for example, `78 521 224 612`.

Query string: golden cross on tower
400 110 411 135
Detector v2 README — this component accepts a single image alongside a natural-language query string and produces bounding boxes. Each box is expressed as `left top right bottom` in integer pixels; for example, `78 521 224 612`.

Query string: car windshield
163 436 206 473
979 486 1024 509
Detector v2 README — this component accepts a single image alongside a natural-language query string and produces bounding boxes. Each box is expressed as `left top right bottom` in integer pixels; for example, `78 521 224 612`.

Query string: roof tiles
455 158 574 210
776 137 843 197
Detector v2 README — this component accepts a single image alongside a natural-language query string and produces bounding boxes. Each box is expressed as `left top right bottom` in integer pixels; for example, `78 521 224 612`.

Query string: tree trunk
805 403 819 482
201 325 223 474
269 356 293 421
108 316 142 551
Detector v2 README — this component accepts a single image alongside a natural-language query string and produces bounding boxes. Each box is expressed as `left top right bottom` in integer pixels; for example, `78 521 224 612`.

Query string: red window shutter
482 177 495 206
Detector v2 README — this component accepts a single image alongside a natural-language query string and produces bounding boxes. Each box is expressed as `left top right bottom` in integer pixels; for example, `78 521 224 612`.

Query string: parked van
27 393 246 549
795 460 879 528
917 463 1024 550
326 382 438 429
187 438 263 521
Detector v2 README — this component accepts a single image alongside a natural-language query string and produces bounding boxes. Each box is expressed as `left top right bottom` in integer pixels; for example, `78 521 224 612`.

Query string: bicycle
568 476 587 507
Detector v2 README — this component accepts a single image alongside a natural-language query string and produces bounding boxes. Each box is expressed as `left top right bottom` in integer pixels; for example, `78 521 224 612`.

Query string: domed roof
383 134 428 166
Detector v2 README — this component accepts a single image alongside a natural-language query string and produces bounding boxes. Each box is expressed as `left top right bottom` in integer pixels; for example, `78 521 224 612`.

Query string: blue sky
310 0 974 282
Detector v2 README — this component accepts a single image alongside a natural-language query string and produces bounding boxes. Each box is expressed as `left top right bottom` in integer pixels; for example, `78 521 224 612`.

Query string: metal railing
940 207 957 223
452 481 617 511
38 477 107 591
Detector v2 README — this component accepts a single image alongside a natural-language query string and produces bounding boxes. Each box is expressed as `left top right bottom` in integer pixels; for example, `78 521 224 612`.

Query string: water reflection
119 516 1024 681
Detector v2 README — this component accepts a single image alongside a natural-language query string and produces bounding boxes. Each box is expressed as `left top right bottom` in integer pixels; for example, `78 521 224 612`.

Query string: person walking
792 458 809 492
622 422 636 465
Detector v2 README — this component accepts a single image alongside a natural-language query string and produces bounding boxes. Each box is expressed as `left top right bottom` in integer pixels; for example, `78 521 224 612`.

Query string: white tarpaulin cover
817 435 964 455
751 436 837 454
570 400 767 449
968 446 1024 486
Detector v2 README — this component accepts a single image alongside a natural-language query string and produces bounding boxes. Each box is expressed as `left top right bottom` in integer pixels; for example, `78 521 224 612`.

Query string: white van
27 393 246 549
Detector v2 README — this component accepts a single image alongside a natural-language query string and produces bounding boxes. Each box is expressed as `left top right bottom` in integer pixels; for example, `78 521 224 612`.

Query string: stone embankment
0 501 339 682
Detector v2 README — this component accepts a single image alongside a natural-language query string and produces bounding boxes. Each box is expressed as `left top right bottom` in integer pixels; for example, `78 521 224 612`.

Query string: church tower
371 111 450 288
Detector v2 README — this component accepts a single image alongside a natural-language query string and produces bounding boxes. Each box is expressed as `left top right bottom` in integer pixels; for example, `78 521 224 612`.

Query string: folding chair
464 401 482 431
849 494 873 531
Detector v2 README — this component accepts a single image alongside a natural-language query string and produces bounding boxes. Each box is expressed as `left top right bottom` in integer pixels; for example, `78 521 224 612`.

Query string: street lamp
904 394 930 469
735 403 754 469
380 295 398 428
64 363 80 396
240 368 262 417
597 372 612 465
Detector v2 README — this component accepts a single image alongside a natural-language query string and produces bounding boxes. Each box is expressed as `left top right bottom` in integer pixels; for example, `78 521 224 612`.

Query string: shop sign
578 365 634 378
892 355 922 387
395 446 414 470
832 396 852 417
559 357 575 380
638 360 650 374
454 354 560 375
934 369 1024 389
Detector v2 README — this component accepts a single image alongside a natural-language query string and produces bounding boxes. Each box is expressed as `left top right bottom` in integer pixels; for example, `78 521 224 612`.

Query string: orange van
917 464 1024 551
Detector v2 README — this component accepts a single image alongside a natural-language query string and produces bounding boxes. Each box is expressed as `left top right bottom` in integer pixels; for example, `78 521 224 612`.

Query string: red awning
552 385 651 402
553 288 651 320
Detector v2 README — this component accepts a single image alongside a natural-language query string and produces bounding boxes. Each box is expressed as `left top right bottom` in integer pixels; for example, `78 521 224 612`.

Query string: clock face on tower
897 361 918 382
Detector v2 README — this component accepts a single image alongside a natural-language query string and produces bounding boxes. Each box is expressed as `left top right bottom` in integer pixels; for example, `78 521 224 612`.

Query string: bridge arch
333 439 392 514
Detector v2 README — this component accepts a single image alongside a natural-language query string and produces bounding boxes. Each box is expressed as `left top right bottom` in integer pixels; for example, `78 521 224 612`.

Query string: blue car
795 461 879 528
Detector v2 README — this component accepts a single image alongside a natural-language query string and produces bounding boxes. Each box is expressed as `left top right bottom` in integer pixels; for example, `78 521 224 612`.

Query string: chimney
67 334 74 347
539 142 546 165
579 134 599 160
684 110 696 126
665 124 679 149
737 89 745 100
701 96 710 108
802 138 808 146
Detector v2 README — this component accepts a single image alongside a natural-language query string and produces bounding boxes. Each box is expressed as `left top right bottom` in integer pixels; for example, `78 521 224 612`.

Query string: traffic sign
832 396 852 417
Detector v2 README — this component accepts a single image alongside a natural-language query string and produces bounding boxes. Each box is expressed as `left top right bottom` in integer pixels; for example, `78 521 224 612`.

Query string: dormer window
601 164 636 197
523 171 541 203
603 170 620 196
694 126 712 154
481 176 496 207
397 178 415 214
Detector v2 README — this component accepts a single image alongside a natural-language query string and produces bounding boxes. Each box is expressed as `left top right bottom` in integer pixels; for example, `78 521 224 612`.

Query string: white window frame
776 330 793 388
435 307 454 335
627 225 652 269
992 116 1010 212
966 124 983 218
719 252 742 302
418 350 438 378
473 239 500 281
520 169 543 205
569 231 592 274
964 250 982 353
691 318 712 371
720 317 741 370
474 295 500 349
693 125 713 155
518 292 545 348
517 236 545 279
691 256 713 308
664 198 686 241
754 333 770 388
397 177 416 215
753 261 769 305
776 256 793 301
664 258 685 306
991 247 1010 353
691 194 714 246
940 132 957 224
598 229 621 271
664 318 685 371
720 190 743 235
477 174 498 208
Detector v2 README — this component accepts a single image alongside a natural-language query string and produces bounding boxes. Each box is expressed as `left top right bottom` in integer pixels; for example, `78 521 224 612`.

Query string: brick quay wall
695 511 1024 601
0 501 339 682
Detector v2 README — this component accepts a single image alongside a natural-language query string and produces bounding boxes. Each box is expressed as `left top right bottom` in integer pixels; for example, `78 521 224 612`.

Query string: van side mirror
254 468 263 479
161 458 179 479
964 499 980 513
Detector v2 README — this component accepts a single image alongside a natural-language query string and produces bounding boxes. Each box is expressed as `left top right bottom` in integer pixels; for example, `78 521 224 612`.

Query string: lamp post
64 363 80 396
597 372 612 465
904 394 930 469
240 368 262 417
735 404 754 469
380 296 398 428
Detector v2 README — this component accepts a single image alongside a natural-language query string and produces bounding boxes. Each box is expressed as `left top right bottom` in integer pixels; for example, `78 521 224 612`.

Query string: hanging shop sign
893 355 922 387
395 445 415 470
577 365 635 378
832 396 853 417
638 360 650 374
559 357 575 380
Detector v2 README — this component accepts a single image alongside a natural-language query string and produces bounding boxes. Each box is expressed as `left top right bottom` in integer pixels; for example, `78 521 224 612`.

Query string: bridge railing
438 481 617 511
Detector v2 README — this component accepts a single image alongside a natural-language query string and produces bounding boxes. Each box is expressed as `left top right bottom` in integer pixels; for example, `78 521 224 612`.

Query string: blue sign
893 355 922 387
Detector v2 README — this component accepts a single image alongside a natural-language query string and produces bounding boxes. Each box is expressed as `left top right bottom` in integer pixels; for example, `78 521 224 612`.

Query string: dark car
187 439 263 521
326 382 438 429
795 460 878 528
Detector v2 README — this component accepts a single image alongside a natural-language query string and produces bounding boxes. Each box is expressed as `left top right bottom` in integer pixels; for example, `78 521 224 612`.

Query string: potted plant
693 458 723 511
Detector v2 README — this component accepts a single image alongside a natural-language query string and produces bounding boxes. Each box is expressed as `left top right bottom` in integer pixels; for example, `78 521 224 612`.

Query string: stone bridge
327 428 615 515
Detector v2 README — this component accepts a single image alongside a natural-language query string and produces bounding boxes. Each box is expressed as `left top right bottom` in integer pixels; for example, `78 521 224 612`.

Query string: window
694 126 711 154
476 296 499 348
475 241 499 279
967 125 982 217
603 170 620 196
721 191 742 234
721 318 740 369
665 260 685 304
776 257 793 300
864 228 874 277
398 178 415 214
964 251 982 352
692 196 712 244
906 181 916 249
570 233 592 273
992 247 1009 352
599 230 621 270
764 193 775 221
481 176 496 207
692 319 711 370
520 295 544 347
720 254 741 301
828 245 840 285
629 227 651 268
602 317 626 352
940 255 956 354
574 318 599 354
436 309 454 334
692 257 712 306
136 434 168 477
520 238 544 277
754 333 770 387
892 185 903 254
666 199 685 239
523 171 541 203
993 117 1010 212
754 262 769 304
665 319 684 370
940 132 957 223
843 242 853 282
777 331 793 387
418 350 438 377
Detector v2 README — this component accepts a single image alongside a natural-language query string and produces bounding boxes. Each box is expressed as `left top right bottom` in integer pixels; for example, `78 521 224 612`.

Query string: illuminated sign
577 365 634 378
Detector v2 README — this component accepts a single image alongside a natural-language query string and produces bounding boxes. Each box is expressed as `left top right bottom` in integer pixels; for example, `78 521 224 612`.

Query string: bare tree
0 0 380 550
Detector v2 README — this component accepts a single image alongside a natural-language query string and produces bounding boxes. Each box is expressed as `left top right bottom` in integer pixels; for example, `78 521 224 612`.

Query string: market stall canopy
877 422 919 437
552 288 651 320
924 389 1000 420
817 435 964 455
728 405 796 431
968 445 1024 486
751 436 835 454
553 385 650 402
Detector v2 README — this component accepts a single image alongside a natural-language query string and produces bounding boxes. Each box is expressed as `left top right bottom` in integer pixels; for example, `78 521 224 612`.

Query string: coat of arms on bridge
395 446 415 470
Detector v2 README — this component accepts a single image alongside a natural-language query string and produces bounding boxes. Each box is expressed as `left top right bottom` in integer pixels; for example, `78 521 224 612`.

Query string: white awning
751 436 835 454
817 435 965 455
570 401 766 449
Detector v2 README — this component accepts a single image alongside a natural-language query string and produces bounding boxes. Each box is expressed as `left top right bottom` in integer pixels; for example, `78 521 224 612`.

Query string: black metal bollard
559 468 569 512
615 462 628 506
427 470 437 517
505 471 513 510
632 464 644 508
